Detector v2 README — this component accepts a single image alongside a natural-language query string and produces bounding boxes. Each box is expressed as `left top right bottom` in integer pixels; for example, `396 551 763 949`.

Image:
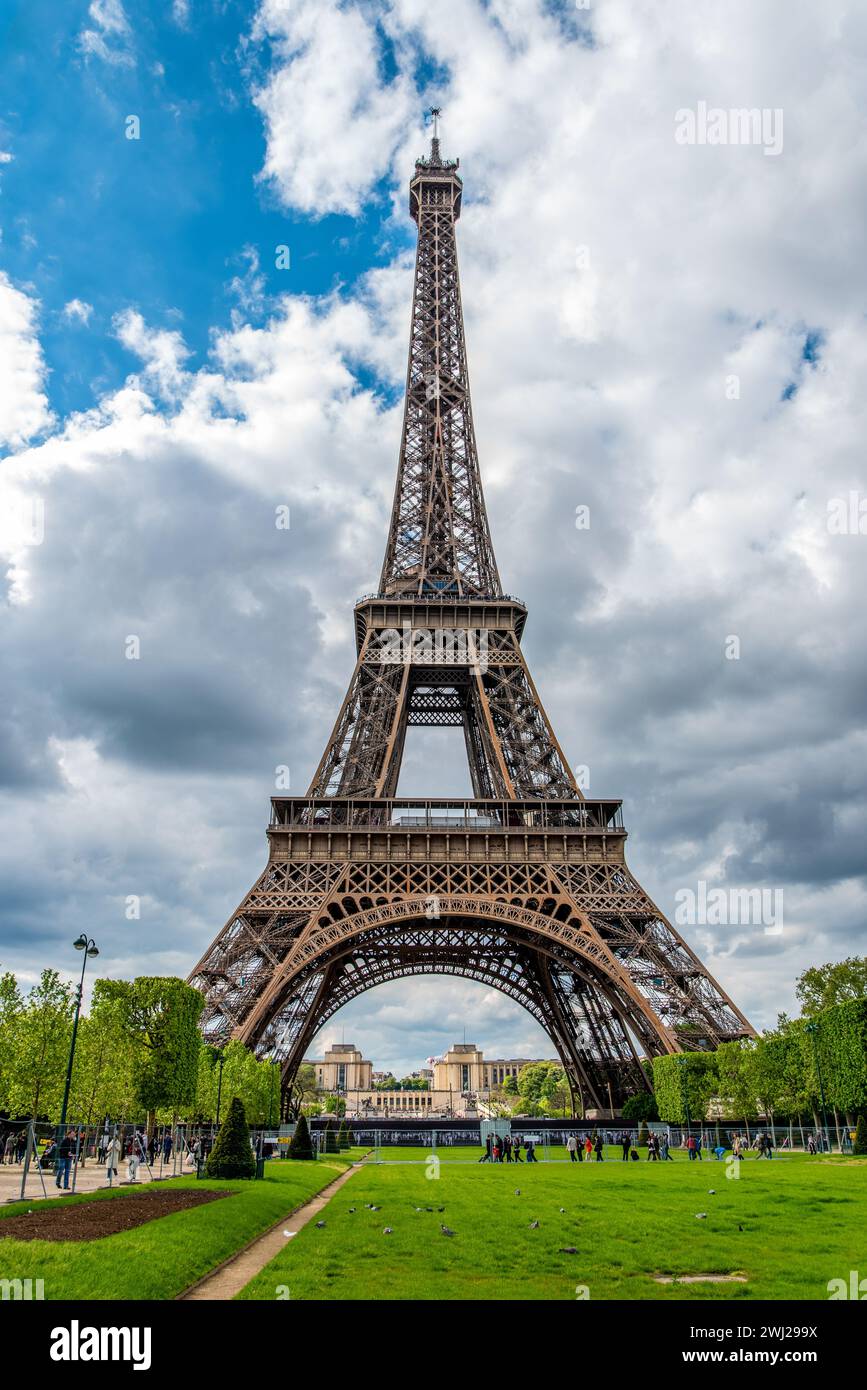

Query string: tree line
0 970 280 1127
652 959 867 1130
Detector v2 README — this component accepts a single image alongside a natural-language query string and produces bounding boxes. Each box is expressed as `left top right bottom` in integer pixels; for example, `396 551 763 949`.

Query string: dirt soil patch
0 1188 232 1242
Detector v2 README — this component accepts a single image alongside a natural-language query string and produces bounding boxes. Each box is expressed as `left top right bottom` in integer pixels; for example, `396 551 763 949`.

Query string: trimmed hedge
652 1052 718 1124
205 1096 256 1179
288 1112 314 1161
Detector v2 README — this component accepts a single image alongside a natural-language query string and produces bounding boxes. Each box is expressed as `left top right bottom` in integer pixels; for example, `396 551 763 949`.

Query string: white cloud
78 0 135 66
62 298 94 325
0 273 54 451
2 0 867 1070
251 0 417 215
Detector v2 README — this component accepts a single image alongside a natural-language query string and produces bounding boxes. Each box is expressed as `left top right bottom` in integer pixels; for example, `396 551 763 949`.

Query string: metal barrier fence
0 1120 293 1201
343 1122 847 1161
0 1116 850 1195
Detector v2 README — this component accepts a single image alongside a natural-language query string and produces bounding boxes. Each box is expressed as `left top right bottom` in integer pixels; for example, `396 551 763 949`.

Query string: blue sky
1 0 865 1076
0 0 409 420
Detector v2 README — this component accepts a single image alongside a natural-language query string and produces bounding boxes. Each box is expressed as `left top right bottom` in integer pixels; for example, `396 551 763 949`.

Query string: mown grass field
0 1158 350 1300
238 1149 867 1301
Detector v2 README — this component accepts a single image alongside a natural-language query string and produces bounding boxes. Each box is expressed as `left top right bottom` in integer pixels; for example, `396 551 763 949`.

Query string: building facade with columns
307 1044 372 1092
306 1042 556 1116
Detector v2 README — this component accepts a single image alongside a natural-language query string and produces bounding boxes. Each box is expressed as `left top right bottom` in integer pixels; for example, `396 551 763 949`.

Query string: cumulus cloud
0 273 54 451
2 0 866 1069
251 0 417 215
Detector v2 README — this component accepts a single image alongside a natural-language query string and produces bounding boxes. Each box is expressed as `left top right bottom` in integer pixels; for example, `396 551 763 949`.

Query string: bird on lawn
695 1213 707 1220
315 1220 326 1228
529 1220 540 1229
441 1224 456 1236
708 1189 716 1195
383 1227 393 1235
514 1189 521 1196
559 1207 566 1214
559 1247 579 1254
348 1207 356 1213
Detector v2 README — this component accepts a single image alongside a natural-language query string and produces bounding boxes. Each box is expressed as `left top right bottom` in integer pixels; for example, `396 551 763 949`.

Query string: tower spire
430 106 442 165
379 112 498 598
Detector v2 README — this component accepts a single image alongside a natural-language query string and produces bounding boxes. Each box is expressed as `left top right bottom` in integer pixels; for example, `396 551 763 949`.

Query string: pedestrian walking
55 1131 74 1190
526 1139 538 1163
513 1138 523 1162
567 1134 578 1163
106 1133 121 1181
621 1132 630 1161
594 1134 604 1162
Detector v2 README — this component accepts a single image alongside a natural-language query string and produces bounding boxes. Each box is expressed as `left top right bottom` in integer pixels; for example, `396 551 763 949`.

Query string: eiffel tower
190 113 753 1113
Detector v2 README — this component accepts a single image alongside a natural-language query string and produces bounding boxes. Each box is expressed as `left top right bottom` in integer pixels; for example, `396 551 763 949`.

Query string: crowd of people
478 1134 539 1162
474 1127 835 1165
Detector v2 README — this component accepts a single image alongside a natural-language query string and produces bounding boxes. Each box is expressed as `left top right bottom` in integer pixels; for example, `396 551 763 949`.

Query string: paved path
179 1164 360 1301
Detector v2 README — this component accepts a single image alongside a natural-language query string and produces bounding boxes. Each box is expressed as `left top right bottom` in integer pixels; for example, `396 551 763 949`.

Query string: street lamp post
57 934 100 1146
805 1022 831 1152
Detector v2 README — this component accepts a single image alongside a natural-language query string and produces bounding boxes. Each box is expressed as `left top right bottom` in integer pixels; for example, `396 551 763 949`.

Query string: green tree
540 1069 572 1116
750 1033 793 1119
336 1118 351 1150
517 1061 561 1107
205 1096 256 1179
796 957 867 1016
288 1112 314 1160
652 1053 718 1124
68 986 137 1123
0 971 24 1113
4 970 74 1119
621 1092 659 1122
100 977 203 1124
194 1040 278 1125
853 1115 867 1156
501 1073 519 1096
280 1061 316 1122
810 999 867 1119
716 1040 757 1123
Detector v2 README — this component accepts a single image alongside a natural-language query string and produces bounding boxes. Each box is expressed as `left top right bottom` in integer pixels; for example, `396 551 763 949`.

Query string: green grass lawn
238 1149 867 1301
0 1158 350 1300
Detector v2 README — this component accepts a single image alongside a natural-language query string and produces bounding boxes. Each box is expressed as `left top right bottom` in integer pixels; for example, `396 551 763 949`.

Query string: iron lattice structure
190 119 753 1113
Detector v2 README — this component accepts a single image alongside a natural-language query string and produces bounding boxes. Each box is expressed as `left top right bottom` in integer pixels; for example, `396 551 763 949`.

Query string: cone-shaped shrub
323 1123 340 1154
288 1112 314 1161
205 1097 256 1179
854 1114 867 1156
337 1118 351 1150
